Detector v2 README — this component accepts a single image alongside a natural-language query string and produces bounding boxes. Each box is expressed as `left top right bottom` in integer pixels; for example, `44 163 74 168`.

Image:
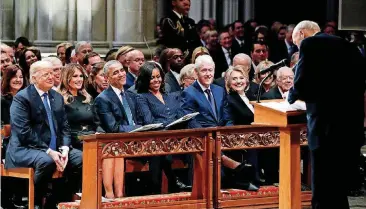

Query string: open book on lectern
129 112 200 132
258 100 306 113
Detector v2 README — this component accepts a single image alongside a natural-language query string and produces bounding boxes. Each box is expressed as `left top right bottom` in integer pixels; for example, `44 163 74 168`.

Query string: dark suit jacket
136 91 183 127
5 85 71 168
226 92 254 125
245 81 259 101
164 71 181 93
180 81 233 128
160 11 201 55
231 38 250 55
261 86 283 100
124 72 136 90
94 86 139 133
1 95 13 125
213 77 225 88
288 33 365 150
212 47 233 79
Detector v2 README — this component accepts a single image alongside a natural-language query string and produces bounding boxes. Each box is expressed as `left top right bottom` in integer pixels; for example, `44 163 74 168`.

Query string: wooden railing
79 128 215 209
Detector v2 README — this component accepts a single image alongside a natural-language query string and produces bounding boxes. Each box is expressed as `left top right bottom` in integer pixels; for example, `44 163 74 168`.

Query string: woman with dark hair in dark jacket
135 61 192 194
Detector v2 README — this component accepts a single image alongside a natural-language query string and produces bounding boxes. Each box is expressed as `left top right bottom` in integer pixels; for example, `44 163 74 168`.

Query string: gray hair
103 60 122 75
75 41 92 53
233 53 252 68
42 57 62 67
179 64 195 84
194 54 215 71
276 66 294 79
294 20 320 34
29 60 53 84
286 24 296 32
0 43 11 51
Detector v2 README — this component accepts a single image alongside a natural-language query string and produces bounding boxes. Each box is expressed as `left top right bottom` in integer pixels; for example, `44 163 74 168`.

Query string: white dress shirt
278 87 289 99
111 85 124 105
197 81 212 101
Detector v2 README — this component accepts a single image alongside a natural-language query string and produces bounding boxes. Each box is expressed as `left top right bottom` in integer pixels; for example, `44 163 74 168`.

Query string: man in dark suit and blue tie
181 55 258 191
94 60 141 198
124 50 145 90
289 21 365 209
5 61 82 209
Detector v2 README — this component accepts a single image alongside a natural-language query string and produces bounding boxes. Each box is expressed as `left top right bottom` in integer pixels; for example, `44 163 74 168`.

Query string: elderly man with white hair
5 60 83 209
288 20 365 208
181 55 259 191
43 56 63 90
261 66 294 100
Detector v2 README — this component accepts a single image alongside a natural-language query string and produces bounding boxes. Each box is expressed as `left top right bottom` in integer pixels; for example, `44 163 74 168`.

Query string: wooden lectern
252 100 307 209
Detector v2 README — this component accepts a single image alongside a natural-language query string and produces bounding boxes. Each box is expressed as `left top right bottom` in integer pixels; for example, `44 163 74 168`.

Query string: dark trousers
310 147 355 209
149 155 193 191
33 148 82 205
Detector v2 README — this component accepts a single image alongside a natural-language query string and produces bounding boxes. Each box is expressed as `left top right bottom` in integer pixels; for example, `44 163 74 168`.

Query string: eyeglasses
184 76 196 81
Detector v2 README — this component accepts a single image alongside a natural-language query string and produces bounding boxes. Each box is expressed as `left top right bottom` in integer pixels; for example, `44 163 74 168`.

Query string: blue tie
121 92 134 125
204 89 217 119
42 93 57 150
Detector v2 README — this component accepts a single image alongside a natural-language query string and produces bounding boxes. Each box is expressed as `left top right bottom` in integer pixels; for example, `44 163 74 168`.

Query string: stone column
76 0 92 41
68 0 76 41
1 0 15 40
189 0 202 22
113 0 156 47
244 0 255 22
14 0 30 39
36 0 53 41
222 0 239 25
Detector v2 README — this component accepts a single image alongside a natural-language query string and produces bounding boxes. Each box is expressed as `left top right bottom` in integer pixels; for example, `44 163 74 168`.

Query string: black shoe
232 181 259 191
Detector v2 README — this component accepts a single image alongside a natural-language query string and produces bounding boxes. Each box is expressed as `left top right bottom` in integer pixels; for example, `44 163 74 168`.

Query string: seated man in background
261 66 294 100
5 61 82 209
180 55 258 191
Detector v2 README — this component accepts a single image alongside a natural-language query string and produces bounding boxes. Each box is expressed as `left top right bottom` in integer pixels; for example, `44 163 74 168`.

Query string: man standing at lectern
288 20 365 209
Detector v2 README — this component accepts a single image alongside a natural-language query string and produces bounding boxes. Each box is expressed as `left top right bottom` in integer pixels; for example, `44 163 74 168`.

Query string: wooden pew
74 128 213 209
1 125 63 209
213 125 312 209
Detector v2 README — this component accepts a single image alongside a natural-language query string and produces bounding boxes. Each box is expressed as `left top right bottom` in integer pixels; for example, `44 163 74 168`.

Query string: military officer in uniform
160 0 201 62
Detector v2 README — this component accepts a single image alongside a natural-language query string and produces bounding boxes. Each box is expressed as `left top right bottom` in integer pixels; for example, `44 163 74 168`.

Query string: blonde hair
115 45 135 60
225 67 249 94
191 47 210 63
179 64 196 85
254 60 276 87
56 42 72 53
59 63 92 104
29 61 53 84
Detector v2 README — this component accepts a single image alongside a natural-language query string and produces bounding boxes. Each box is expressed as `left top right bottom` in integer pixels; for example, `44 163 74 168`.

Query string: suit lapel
106 87 127 118
31 85 50 127
192 82 217 121
167 72 180 91
274 87 283 98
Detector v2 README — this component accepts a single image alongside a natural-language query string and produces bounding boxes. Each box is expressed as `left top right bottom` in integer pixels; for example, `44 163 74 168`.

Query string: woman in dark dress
59 63 102 150
135 62 192 193
1 65 27 125
225 66 261 184
87 61 108 99
225 66 254 125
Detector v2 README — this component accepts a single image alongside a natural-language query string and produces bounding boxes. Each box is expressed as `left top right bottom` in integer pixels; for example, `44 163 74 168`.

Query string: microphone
258 59 287 75
255 59 287 103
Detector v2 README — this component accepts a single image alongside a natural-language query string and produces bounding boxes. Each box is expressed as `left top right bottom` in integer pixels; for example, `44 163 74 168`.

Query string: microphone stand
256 71 274 103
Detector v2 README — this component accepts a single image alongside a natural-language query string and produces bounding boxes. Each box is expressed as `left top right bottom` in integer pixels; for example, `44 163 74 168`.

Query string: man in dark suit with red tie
288 20 365 209
5 61 82 209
